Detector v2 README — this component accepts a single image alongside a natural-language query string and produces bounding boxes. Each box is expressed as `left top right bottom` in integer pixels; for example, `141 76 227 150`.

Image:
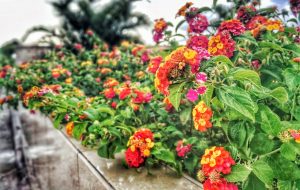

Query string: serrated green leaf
183 155 199 174
283 68 300 90
250 133 274 155
179 107 191 125
256 105 282 136
217 87 258 122
259 42 283 51
73 122 87 140
168 82 186 111
152 146 176 166
277 180 293 190
283 44 300 56
53 114 65 129
83 108 98 121
211 55 234 66
269 87 288 103
252 160 274 187
243 173 266 190
269 155 300 180
231 69 261 86
280 143 296 161
202 84 214 106
225 164 251 182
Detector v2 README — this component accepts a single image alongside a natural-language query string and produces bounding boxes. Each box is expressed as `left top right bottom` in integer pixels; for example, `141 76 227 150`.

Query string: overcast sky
0 0 290 46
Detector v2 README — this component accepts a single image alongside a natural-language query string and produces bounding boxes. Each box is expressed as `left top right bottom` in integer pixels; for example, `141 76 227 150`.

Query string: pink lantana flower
186 89 199 102
195 72 207 83
197 86 207 95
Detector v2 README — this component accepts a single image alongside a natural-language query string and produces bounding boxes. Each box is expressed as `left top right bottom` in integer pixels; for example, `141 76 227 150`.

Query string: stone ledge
60 131 203 190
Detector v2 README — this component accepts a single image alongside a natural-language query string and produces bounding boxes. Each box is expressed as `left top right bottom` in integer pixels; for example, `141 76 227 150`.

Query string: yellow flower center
217 43 224 49
201 157 210 165
130 145 136 152
143 149 150 157
209 158 216 167
184 50 197 60
199 119 206 126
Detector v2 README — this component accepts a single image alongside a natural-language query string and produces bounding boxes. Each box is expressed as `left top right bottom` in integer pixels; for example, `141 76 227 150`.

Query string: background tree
21 0 150 48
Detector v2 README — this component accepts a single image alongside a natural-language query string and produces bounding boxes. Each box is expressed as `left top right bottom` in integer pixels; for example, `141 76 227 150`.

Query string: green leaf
53 114 65 129
269 87 288 103
202 84 214 106
97 105 115 116
287 18 298 24
252 160 274 187
283 44 300 56
175 19 186 33
210 55 234 66
250 86 288 104
227 122 247 148
217 87 258 122
236 34 258 46
120 107 132 118
231 69 261 86
250 133 274 155
277 180 293 190
98 140 109 158
280 143 296 161
152 146 176 166
168 82 186 111
99 119 115 127
108 127 122 140
256 105 282 136
83 108 98 121
183 155 199 174
179 107 191 125
72 122 87 140
259 41 283 51
269 155 300 180
225 164 251 182
197 7 212 13
283 68 300 90
243 173 266 190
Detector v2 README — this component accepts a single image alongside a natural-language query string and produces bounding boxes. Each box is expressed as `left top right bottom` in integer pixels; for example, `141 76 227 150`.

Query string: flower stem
260 148 280 158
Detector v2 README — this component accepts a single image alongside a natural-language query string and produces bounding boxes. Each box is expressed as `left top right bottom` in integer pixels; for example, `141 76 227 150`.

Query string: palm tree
22 0 149 47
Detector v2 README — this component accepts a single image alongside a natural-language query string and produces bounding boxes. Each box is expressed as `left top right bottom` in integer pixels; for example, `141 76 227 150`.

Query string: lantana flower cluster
155 47 199 95
186 35 210 60
176 140 192 158
0 65 12 79
186 72 208 102
199 146 237 190
218 19 245 36
23 85 61 106
186 7 209 34
236 5 284 38
208 31 235 58
103 83 152 111
192 101 213 132
125 128 155 167
289 129 300 143
51 65 71 79
153 18 168 43
147 56 163 74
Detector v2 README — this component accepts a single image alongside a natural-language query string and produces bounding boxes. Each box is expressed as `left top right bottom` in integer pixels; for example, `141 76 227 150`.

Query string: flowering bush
1 0 300 189
148 0 300 189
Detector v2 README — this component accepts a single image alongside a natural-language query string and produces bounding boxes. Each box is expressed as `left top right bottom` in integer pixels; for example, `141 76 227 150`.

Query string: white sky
0 0 289 46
